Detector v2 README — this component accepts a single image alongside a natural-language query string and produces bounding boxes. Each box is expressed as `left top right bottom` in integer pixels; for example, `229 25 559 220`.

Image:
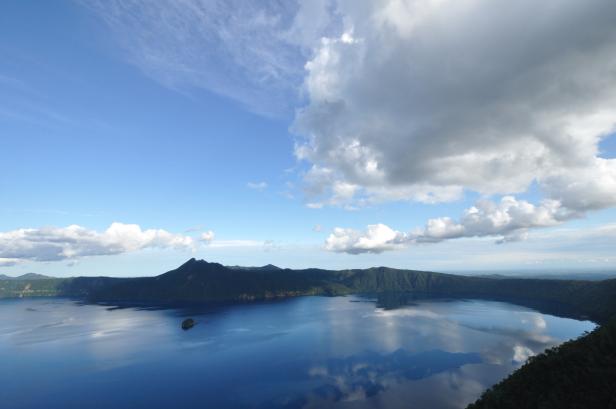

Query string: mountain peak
226 263 282 271
19 273 51 280
262 264 281 270
163 258 226 278
178 258 207 268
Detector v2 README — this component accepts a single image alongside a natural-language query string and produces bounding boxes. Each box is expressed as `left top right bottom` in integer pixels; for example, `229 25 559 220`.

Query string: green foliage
0 276 124 299
0 278 64 298
467 317 616 409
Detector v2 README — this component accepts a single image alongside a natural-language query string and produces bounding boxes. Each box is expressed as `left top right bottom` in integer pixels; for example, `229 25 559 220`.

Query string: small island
181 318 195 330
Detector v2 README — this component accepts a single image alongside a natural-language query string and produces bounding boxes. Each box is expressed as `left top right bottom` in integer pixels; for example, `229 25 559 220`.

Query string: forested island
2 258 616 408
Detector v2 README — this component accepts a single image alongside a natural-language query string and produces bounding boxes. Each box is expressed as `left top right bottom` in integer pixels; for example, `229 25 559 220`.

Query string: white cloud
0 258 19 267
512 345 535 363
0 223 195 263
263 240 281 252
307 202 324 209
325 196 573 254
541 158 616 212
294 0 616 214
247 181 268 191
207 240 264 249
417 196 569 243
325 223 408 254
184 224 206 233
200 230 215 243
525 315 547 330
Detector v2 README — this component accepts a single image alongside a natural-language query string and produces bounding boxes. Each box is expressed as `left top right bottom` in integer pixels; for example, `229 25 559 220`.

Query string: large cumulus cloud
81 0 616 209
295 0 616 210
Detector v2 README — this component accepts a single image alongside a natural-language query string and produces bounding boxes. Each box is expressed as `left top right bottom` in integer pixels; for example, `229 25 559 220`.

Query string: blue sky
2 0 616 277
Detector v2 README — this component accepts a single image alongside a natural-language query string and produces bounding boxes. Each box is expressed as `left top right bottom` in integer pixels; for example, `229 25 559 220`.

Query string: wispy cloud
200 230 215 243
208 239 266 249
247 181 268 191
80 0 337 116
0 73 77 128
0 258 19 267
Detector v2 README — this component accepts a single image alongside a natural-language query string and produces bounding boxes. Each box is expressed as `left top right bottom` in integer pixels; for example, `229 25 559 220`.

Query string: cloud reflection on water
0 296 596 409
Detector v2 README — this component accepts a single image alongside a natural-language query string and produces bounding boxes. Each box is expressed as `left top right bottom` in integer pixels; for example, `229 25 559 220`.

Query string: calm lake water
0 296 595 409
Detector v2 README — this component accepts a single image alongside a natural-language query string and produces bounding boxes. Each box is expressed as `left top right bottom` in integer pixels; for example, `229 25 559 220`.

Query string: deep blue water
0 296 595 409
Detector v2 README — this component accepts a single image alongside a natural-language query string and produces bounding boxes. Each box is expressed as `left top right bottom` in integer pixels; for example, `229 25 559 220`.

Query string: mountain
476 271 616 281
3 259 616 323
226 263 282 271
0 273 51 280
17 273 51 280
87 258 348 302
41 258 612 324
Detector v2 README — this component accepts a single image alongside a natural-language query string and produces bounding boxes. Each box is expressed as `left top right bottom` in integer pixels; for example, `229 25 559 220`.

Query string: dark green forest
3 258 615 322
467 317 616 409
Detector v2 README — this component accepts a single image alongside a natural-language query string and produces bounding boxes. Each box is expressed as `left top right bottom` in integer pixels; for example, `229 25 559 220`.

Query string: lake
0 296 595 409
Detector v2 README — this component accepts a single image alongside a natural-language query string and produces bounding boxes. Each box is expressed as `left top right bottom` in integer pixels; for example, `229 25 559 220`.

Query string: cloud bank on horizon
13 0 616 260
325 197 567 254
0 223 195 266
0 223 279 267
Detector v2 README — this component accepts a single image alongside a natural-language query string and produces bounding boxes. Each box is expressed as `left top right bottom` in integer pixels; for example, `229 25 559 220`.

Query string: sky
1 0 616 277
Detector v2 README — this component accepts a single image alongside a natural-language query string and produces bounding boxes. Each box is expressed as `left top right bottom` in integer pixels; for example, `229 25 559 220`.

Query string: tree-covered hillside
2 258 616 323
0 278 64 298
467 317 616 409
0 276 122 299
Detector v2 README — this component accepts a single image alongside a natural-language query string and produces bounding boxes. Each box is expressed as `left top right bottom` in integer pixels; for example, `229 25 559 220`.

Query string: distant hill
226 263 282 271
473 271 616 281
475 274 509 279
529 272 616 281
0 275 120 298
0 273 51 280
18 273 51 280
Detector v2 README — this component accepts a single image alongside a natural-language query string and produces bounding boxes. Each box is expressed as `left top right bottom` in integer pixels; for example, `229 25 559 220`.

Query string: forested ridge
2 258 616 323
467 317 616 409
